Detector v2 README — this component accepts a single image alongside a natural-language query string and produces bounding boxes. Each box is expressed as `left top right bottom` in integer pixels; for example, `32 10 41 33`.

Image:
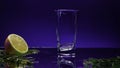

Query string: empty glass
55 9 78 68
55 9 78 53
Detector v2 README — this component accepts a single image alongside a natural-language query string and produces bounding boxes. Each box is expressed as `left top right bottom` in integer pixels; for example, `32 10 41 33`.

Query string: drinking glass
55 9 78 53
55 9 78 68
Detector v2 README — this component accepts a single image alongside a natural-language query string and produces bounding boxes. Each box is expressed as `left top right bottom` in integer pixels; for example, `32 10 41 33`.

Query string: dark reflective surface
33 48 120 68
1 48 120 68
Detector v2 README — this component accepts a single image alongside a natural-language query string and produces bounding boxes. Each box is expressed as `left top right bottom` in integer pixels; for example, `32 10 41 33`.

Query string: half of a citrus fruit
4 34 28 55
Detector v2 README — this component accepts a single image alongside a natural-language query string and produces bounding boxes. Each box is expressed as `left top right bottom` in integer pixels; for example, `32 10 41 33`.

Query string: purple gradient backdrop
0 0 120 48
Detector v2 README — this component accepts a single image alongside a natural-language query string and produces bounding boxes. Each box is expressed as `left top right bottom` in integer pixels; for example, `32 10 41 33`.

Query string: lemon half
4 34 28 55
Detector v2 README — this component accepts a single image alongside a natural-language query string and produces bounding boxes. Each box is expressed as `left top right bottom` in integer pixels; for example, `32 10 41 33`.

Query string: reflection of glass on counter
58 59 74 68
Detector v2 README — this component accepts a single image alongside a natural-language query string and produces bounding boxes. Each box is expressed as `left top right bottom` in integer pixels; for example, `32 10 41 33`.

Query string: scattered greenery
0 49 39 68
83 56 120 68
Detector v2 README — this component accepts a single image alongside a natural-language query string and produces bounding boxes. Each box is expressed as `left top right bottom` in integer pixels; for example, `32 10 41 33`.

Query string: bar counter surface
0 48 120 68
33 48 120 68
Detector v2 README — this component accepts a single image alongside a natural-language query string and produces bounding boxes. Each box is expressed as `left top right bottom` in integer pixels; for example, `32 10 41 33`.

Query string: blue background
0 0 120 48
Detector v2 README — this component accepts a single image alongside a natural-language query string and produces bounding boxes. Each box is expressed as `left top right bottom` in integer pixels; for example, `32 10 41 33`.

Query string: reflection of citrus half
5 63 23 68
4 34 28 55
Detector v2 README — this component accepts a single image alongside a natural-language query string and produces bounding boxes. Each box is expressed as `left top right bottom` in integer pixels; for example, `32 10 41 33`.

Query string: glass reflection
58 53 76 68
